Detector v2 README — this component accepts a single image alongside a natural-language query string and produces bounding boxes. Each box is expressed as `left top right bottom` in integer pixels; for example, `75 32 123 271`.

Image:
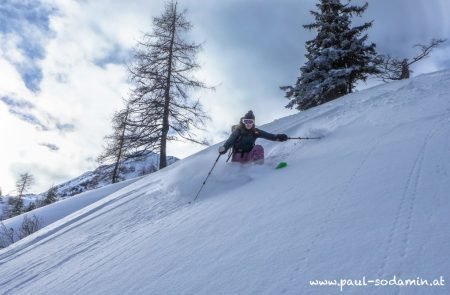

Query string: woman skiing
218 110 288 163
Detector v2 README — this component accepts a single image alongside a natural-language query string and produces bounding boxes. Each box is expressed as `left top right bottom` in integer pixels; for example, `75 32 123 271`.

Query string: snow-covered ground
46 151 178 199
1 151 177 227
1 70 450 294
0 177 142 248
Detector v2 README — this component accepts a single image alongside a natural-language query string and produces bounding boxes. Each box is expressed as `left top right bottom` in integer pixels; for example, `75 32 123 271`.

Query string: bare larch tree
127 1 210 169
98 105 135 183
16 173 34 199
10 173 35 217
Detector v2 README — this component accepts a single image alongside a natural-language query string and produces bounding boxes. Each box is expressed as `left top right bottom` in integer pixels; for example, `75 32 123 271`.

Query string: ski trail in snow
394 117 450 295
395 119 450 295
423 118 450 226
0 179 159 263
0 177 192 293
1 239 105 294
377 115 448 281
290 124 401 279
283 184 341 290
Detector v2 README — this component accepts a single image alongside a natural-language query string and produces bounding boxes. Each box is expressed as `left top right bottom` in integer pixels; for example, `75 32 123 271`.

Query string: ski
275 162 287 169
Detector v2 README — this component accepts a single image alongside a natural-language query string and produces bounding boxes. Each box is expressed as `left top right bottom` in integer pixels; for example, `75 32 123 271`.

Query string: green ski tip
275 162 287 169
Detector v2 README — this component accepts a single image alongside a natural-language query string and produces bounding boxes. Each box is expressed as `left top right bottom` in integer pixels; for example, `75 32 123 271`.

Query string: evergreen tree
282 0 378 111
127 0 210 169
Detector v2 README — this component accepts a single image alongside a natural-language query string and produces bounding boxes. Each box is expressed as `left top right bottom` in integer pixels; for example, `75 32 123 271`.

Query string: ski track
424 118 450 228
1 238 103 294
377 116 447 287
283 123 401 290
395 118 450 295
0 177 193 294
0 185 146 263
282 184 340 294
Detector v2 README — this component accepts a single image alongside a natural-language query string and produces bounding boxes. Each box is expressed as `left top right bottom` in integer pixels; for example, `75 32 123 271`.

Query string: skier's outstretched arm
258 129 288 142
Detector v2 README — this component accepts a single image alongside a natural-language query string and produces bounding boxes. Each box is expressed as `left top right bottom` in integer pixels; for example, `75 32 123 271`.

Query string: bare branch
376 38 446 81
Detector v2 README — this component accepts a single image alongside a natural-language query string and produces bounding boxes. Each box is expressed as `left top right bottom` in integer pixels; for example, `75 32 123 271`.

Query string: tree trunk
18 183 26 199
112 109 128 183
400 59 410 79
112 151 121 183
159 3 177 170
160 105 169 169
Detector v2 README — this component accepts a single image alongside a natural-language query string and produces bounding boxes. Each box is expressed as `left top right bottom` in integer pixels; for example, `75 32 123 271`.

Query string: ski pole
226 150 233 162
192 154 222 202
288 136 322 140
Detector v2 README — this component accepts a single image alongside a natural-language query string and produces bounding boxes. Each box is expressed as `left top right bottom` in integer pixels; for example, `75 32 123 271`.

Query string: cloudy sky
1 0 449 194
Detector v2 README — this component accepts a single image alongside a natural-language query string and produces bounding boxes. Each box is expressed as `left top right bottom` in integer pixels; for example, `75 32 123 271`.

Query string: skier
218 110 288 163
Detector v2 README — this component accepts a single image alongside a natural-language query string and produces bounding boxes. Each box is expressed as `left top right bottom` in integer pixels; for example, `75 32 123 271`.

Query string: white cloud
0 33 26 64
1 1 144 193
0 98 45 194
0 59 29 94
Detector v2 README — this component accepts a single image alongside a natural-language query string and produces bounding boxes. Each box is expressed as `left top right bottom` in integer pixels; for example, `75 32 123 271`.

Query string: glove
277 134 288 142
218 146 227 154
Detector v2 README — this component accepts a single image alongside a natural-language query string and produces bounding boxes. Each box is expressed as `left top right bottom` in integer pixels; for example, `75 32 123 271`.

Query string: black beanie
244 110 255 120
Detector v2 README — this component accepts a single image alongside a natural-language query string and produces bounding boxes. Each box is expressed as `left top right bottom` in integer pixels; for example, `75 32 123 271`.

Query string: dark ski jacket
223 125 278 154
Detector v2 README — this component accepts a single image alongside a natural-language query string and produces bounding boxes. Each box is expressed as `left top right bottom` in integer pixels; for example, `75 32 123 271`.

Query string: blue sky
0 1 55 91
1 0 449 194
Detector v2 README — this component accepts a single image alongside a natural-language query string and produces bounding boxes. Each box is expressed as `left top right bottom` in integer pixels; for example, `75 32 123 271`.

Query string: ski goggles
242 118 255 125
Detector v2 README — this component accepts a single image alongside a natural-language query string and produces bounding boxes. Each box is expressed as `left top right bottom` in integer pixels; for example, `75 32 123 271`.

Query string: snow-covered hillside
40 151 178 199
1 70 450 294
1 152 177 222
0 177 142 248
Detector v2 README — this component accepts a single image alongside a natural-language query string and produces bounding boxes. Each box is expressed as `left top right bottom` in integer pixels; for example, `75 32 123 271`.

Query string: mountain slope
1 71 450 295
42 151 178 199
1 151 177 220
0 177 142 248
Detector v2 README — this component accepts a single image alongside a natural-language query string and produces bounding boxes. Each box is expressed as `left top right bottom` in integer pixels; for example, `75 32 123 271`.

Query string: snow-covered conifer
282 0 378 110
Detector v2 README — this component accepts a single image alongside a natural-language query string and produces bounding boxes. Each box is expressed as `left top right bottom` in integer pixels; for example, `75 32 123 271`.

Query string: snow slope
0 177 142 248
1 70 450 294
46 151 178 199
1 152 177 223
